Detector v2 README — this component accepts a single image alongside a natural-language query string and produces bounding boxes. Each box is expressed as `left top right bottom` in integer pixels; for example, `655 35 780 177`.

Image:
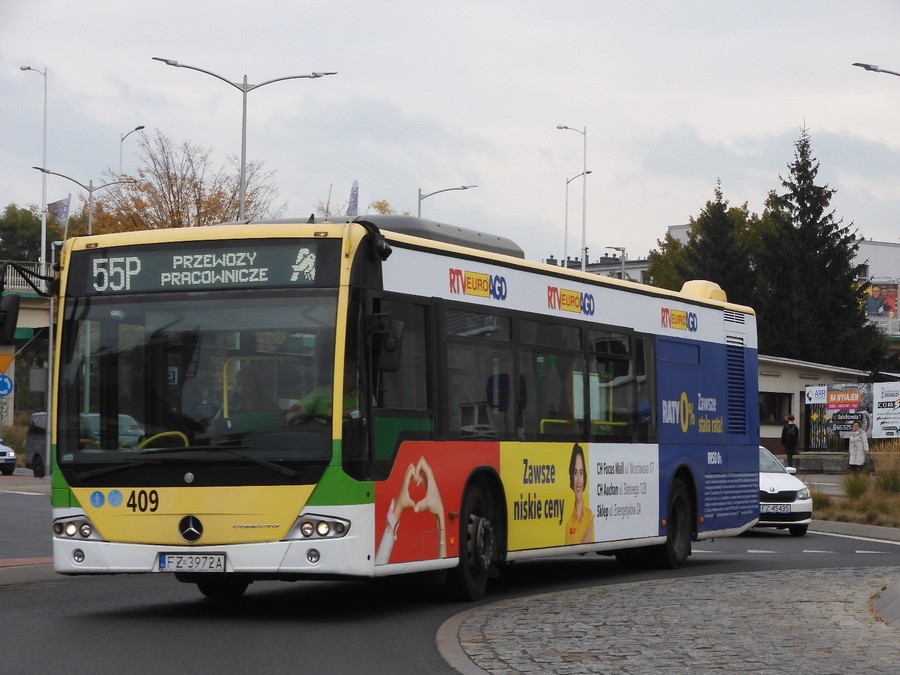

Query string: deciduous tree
89 129 285 234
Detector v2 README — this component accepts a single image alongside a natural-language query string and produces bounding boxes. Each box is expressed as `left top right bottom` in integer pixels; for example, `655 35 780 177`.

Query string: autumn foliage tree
87 129 284 234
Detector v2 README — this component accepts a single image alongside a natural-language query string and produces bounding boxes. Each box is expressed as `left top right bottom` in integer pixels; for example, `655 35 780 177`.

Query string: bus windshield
57 288 339 477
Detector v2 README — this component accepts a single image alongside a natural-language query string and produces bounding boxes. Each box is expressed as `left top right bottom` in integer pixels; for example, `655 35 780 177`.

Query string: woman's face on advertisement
573 453 585 495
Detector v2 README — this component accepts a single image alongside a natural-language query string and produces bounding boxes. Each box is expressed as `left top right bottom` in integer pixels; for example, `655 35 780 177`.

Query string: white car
0 439 16 476
757 446 812 536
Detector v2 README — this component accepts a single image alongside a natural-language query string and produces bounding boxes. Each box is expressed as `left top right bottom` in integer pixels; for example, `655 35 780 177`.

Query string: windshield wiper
140 444 301 478
75 459 161 480
74 446 302 481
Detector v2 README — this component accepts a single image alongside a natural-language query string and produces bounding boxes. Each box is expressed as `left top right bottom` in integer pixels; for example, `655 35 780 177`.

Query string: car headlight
797 487 810 500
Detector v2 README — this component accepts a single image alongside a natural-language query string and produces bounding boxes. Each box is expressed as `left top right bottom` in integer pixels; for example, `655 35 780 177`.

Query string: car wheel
789 524 808 537
0 466 13 476
32 456 45 478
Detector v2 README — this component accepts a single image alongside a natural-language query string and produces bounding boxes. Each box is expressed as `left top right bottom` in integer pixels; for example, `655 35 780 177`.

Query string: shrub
873 455 900 495
811 491 832 510
843 472 870 500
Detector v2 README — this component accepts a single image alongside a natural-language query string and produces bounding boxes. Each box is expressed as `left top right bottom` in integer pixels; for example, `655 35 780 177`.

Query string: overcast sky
3 1 900 263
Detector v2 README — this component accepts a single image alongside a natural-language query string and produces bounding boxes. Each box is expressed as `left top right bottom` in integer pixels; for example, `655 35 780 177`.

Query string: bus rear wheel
447 484 495 601
651 478 692 569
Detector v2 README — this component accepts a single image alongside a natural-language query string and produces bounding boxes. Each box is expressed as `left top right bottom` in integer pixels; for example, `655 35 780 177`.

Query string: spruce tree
755 128 890 372
681 180 756 308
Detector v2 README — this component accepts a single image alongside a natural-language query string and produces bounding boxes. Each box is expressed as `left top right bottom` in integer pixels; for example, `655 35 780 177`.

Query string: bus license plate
760 504 791 514
159 553 226 573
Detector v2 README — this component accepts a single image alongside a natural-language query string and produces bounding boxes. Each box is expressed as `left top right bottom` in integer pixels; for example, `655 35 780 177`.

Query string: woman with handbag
847 421 869 473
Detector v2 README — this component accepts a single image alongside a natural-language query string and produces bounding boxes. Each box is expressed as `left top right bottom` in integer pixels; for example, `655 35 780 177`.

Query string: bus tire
651 478 692 569
195 577 250 600
447 484 495 601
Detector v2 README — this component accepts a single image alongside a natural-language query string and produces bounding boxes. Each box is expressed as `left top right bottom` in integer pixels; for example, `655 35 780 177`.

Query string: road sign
0 374 13 398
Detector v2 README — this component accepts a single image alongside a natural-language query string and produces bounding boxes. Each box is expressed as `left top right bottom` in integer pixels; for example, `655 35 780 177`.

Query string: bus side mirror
0 294 21 344
372 314 404 372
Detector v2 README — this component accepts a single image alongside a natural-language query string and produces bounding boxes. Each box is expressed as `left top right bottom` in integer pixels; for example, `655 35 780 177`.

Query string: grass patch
813 454 900 528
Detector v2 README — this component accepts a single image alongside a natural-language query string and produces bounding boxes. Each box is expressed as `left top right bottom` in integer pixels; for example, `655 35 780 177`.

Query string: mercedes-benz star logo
179 515 203 542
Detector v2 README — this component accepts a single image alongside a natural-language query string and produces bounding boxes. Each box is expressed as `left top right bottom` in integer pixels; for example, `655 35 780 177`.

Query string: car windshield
759 446 787 474
57 289 339 468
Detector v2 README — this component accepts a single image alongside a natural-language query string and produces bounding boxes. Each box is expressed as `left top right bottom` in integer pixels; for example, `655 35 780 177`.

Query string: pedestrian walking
848 420 869 473
781 414 800 467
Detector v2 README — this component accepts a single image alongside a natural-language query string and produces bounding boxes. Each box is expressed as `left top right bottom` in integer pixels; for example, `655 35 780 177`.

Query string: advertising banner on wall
805 383 873 448
872 382 900 438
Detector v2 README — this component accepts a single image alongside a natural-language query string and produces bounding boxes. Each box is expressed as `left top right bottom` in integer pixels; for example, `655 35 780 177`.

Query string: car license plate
760 504 791 514
159 553 225 573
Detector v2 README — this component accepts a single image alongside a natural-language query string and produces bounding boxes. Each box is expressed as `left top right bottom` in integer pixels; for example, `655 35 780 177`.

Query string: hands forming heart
397 457 444 519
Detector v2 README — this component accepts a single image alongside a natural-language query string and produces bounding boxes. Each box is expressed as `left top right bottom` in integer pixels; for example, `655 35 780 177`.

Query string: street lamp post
33 168 133 235
153 57 336 221
564 171 591 267
558 124 588 270
20 65 48 272
607 246 626 280
853 62 900 78
417 185 477 217
119 125 145 174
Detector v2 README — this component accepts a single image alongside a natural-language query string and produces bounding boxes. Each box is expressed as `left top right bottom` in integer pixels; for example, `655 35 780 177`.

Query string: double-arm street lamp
564 171 591 266
119 125 145 174
153 57 336 221
20 65 48 271
32 167 133 235
853 62 900 78
557 124 588 271
417 185 477 217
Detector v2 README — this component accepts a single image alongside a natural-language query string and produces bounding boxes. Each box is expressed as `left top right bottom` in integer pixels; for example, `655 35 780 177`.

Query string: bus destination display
73 239 339 295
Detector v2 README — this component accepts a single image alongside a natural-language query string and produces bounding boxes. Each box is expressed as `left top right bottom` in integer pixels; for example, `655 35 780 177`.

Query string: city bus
0 215 759 600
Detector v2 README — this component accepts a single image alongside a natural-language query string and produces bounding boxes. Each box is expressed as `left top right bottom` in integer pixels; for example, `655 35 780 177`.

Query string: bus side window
445 309 514 440
517 319 583 439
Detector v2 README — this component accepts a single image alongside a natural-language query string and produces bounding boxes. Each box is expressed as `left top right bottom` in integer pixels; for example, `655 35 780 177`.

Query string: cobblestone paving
456 567 899 674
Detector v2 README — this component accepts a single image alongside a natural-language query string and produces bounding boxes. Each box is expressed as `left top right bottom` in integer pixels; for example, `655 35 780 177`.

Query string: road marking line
812 531 900 546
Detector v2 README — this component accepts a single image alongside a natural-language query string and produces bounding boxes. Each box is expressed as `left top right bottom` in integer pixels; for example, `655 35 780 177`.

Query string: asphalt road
3 469 898 674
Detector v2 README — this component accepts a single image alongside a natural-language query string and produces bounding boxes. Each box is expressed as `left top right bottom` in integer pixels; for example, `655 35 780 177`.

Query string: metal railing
869 316 900 336
2 260 52 295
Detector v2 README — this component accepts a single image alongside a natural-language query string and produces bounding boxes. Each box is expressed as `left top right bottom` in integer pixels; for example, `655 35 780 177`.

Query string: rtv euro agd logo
661 307 698 332
547 286 595 315
449 268 507 300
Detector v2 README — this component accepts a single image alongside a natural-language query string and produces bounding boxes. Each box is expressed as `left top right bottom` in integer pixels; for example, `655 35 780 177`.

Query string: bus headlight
287 514 350 541
53 515 103 541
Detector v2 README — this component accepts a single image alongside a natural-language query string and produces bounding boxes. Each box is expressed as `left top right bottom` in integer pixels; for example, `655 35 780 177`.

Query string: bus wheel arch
652 469 696 569
446 470 506 601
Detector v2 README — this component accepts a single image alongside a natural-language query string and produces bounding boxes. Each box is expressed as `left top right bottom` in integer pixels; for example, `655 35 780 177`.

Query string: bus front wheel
652 478 692 569
183 575 250 600
447 484 495 601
